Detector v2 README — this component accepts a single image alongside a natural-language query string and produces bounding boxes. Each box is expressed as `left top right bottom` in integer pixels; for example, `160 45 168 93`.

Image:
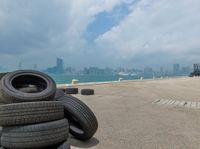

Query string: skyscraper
173 64 180 75
160 66 164 75
56 58 63 74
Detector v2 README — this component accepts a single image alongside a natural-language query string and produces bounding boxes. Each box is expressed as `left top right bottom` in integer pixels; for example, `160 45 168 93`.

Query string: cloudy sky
0 0 199 71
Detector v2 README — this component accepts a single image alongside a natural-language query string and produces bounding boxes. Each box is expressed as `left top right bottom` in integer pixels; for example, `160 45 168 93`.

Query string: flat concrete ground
69 77 200 149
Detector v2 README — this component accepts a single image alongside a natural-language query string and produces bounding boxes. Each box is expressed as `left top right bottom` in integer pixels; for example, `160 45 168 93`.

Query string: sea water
50 74 141 84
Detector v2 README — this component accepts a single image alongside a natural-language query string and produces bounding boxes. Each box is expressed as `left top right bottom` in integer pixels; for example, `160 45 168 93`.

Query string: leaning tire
57 95 98 141
46 140 70 149
65 88 78 94
0 70 56 103
1 119 69 149
57 141 71 149
0 101 64 126
81 89 94 95
54 89 65 100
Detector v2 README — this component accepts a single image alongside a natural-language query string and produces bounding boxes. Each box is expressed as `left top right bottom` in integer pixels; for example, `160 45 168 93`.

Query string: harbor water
50 74 141 84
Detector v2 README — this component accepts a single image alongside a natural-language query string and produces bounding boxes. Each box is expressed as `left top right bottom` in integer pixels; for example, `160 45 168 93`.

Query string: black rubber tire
81 89 94 95
57 95 98 141
18 85 41 93
0 73 8 81
65 88 78 94
45 140 70 149
1 119 69 149
54 89 65 100
58 88 66 92
0 127 2 146
0 70 56 103
57 141 71 149
0 101 64 126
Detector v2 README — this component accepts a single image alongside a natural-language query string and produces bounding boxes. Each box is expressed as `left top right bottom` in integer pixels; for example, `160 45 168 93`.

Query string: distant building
56 58 64 74
173 64 180 75
83 67 105 75
160 67 163 73
64 67 76 74
45 58 64 74
160 66 164 76
143 67 154 78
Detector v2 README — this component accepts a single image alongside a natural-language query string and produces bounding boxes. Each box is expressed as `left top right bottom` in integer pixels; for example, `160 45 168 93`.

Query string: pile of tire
0 70 98 149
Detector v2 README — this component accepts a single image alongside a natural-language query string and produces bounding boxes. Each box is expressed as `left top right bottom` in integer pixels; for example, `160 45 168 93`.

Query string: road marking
157 99 166 105
169 100 176 105
197 102 200 109
173 101 180 106
185 101 192 108
191 102 196 108
161 99 170 105
165 100 173 105
153 99 200 109
178 101 185 107
153 99 160 103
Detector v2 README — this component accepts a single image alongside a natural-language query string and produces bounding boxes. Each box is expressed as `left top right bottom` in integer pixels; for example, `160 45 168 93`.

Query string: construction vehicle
190 64 200 77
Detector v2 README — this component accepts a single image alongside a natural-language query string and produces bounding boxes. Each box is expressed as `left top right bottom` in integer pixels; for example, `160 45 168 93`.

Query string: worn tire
0 70 56 103
0 73 8 81
81 89 94 95
57 95 98 141
18 85 41 93
1 119 69 149
65 88 78 94
0 127 2 146
54 89 65 100
57 141 71 149
0 101 64 126
45 140 70 149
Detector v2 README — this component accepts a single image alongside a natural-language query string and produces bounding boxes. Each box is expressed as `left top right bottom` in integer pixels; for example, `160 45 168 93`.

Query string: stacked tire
55 90 98 141
0 70 98 149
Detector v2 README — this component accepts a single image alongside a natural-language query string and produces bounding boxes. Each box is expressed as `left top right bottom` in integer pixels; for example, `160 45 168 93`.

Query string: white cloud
64 0 133 50
95 0 200 65
0 0 199 69
0 0 130 69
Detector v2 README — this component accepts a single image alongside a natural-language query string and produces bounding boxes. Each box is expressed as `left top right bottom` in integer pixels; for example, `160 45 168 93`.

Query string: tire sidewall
0 70 56 103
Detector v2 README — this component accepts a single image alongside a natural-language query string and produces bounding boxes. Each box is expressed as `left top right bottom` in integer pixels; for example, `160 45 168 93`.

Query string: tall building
160 66 164 76
173 64 180 75
56 58 63 74
45 58 64 74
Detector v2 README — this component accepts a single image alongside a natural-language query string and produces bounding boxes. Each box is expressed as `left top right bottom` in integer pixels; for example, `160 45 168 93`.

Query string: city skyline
0 58 192 75
40 58 191 77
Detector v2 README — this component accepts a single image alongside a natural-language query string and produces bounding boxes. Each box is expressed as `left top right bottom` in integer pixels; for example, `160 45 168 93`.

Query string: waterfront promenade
64 77 200 149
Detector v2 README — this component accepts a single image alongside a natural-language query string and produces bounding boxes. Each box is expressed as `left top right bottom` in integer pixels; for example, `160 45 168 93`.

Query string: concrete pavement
68 77 200 149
